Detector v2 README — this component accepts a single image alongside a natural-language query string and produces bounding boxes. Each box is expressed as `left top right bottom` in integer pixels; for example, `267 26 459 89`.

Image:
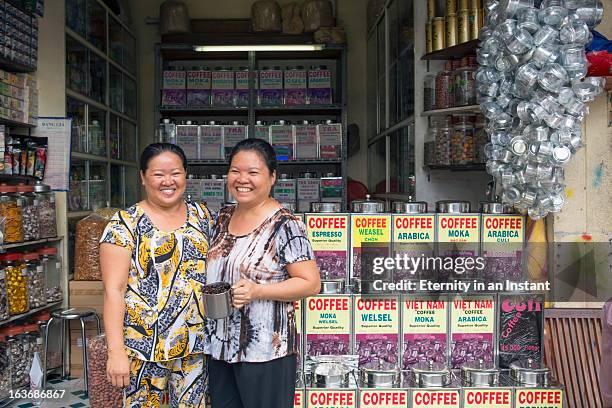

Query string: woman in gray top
205 138 320 408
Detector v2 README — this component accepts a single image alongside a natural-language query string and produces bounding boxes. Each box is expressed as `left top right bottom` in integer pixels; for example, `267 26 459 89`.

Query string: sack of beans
87 334 123 408
74 208 119 281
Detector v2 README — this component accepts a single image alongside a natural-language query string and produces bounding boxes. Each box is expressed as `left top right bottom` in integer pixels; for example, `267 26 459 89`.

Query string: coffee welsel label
463 389 512 408
306 214 349 279
350 214 391 278
401 296 448 369
305 295 352 355
450 295 495 368
412 390 460 408
360 390 408 408
354 297 399 364
294 389 304 408
514 389 563 408
307 390 356 408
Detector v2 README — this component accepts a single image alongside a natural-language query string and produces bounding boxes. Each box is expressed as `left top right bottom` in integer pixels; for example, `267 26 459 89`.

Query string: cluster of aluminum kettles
290 195 562 408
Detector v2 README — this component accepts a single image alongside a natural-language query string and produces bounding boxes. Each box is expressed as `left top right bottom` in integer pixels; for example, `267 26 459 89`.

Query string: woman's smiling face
141 151 186 207
228 150 276 207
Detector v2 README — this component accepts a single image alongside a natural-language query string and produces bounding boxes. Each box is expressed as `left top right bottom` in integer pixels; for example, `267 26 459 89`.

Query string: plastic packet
87 334 124 408
29 352 43 406
74 208 119 280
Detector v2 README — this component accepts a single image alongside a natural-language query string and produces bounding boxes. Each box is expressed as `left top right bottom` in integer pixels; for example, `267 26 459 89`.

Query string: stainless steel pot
311 202 342 213
392 201 428 214
359 361 400 388
510 359 551 386
281 202 296 212
410 360 452 387
203 282 234 319
321 279 345 294
351 195 385 213
436 200 471 213
479 201 508 214
311 362 350 388
461 359 500 386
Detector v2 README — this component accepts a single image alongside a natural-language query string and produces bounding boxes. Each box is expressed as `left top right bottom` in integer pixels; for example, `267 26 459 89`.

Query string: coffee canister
359 361 401 388
410 361 453 387
311 202 342 213
461 359 499 386
510 359 550 386
351 195 385 213
312 362 351 388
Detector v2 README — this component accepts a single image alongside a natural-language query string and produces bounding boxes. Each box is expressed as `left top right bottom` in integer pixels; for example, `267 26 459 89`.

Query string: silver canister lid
322 172 337 178
300 172 317 178
392 201 428 214
552 146 571 164
312 362 350 388
359 361 400 388
479 202 507 214
281 202 296 212
320 279 345 294
311 202 342 213
351 195 385 213
460 359 500 386
436 200 471 213
410 361 452 387
510 359 551 386
33 181 51 193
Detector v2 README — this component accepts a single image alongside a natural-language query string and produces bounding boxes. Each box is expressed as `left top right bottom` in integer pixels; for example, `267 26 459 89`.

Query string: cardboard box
69 280 104 316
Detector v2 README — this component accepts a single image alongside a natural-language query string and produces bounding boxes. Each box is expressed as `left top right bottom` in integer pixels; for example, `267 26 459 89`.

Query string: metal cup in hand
203 282 234 319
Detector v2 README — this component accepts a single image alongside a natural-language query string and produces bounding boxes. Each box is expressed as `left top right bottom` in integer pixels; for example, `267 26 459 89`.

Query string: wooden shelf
421 39 479 61
0 56 36 74
1 236 62 251
424 164 486 171
421 105 481 116
0 117 36 128
0 301 63 327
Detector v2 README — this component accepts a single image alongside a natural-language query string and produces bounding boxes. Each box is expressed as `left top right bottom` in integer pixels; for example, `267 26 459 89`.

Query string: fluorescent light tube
193 44 325 52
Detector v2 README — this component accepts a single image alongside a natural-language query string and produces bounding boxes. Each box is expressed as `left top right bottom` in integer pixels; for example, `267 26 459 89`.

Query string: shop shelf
255 104 344 115
0 301 63 327
424 164 486 171
421 105 481 116
0 56 36 73
159 107 249 116
0 117 36 128
421 39 479 61
1 236 62 251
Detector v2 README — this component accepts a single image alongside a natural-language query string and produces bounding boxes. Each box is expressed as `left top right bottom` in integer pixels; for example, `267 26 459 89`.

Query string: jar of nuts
451 117 475 165
0 184 23 243
34 311 61 370
5 325 29 388
2 253 28 315
39 247 62 303
34 182 57 239
0 329 11 400
0 264 8 321
23 252 45 309
16 184 39 241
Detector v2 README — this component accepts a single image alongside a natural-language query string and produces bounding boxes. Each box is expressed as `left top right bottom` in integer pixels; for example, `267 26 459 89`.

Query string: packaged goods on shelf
211 68 235 107
156 119 177 144
259 67 283 106
200 121 223 160
186 67 211 108
24 252 44 309
161 68 186 107
0 269 7 321
0 183 23 243
273 174 297 207
222 121 247 159
308 66 332 105
318 120 342 159
201 176 225 213
294 120 318 159
320 174 342 202
254 120 269 139
175 121 199 160
270 120 294 161
306 204 348 280
297 173 320 213
184 175 202 202
39 246 61 303
284 66 308 105
234 68 250 107
0 1 40 70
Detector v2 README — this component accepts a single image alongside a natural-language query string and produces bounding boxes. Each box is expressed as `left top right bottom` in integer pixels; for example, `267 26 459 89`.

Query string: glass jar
452 117 476 165
424 74 436 111
435 61 454 109
23 323 42 370
0 264 7 321
39 247 62 303
454 66 477 106
3 253 28 315
34 182 58 239
16 183 39 241
6 326 29 388
0 330 11 400
0 184 23 243
424 119 439 166
474 116 488 164
24 252 45 309
436 125 453 166
34 311 61 370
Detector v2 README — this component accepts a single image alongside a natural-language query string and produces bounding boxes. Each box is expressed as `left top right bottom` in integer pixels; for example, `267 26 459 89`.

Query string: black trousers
208 354 297 408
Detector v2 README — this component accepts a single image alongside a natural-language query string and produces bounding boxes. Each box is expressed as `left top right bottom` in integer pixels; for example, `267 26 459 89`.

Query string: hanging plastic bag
29 351 43 406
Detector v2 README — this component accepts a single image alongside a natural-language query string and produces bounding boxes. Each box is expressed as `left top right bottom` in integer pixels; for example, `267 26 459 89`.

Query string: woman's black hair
140 143 188 172
228 138 277 175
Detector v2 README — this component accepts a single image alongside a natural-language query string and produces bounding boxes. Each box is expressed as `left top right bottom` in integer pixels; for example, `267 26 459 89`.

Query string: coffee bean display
87 335 123 408
204 281 231 294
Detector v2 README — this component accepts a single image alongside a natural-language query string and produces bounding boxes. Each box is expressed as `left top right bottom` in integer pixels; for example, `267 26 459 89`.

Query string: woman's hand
106 349 131 388
232 279 261 309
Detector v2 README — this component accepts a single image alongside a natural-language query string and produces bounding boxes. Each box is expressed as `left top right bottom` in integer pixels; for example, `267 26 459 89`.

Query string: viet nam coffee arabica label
306 214 349 279
350 214 391 279
481 214 525 283
402 296 448 369
360 390 408 408
412 390 460 408
392 214 435 280
514 389 563 408
305 295 351 356
462 389 512 408
307 390 356 408
354 297 399 366
450 295 495 369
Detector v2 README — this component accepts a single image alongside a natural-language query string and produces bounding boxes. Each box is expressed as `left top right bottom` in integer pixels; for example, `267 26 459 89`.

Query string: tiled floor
10 378 89 408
